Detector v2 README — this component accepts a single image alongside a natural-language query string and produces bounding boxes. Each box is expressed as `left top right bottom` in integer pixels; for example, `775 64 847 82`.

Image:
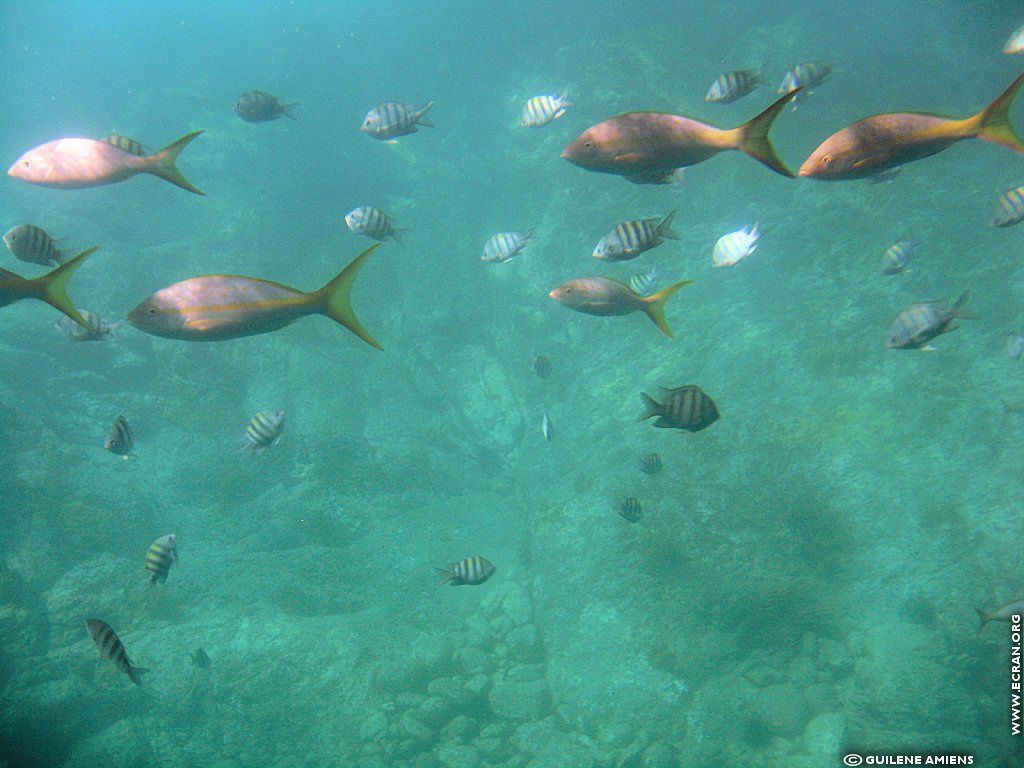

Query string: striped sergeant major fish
777 60 832 108
3 223 64 266
885 291 972 350
242 409 286 454
0 247 97 328
105 415 134 459
126 245 382 348
592 212 679 261
880 239 914 275
361 101 434 142
482 230 535 263
711 222 760 268
638 384 720 433
86 619 148 686
100 133 147 156
521 89 572 127
8 131 205 194
55 310 121 341
705 67 767 104
629 264 660 296
145 534 178 586
436 556 496 586
234 90 299 122
991 185 1024 227
345 206 406 243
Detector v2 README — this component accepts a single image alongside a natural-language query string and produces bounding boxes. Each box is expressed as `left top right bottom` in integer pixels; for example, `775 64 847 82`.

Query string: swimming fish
880 239 914 275
105 415 134 459
799 72 1024 181
629 264 660 296
561 89 800 184
548 277 691 338
361 101 434 141
640 452 663 475
777 61 832 108
975 599 1024 631
990 185 1024 227
9 131 205 194
1004 25 1024 55
711 222 760 267
482 230 535 263
885 290 971 350
0 247 96 328
541 412 554 441
705 68 766 104
532 354 551 379
145 534 178 586
638 385 720 433
86 619 148 686
346 206 406 242
190 648 211 669
617 496 643 523
521 89 572 127
592 212 679 261
3 224 64 266
126 245 381 348
242 409 286 454
234 90 299 122
55 310 120 341
436 556 496 586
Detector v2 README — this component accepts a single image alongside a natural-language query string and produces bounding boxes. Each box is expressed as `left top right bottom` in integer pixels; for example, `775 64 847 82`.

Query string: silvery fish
55 310 120 341
629 264 660 296
712 222 760 267
482 230 535 263
86 619 148 686
144 534 178 586
3 224 64 266
521 89 572 127
976 599 1024 630
991 185 1024 227
541 412 554 441
234 90 299 122
1004 24 1024 55
880 239 914 275
705 68 766 104
345 206 405 242
105 415 134 459
242 409 286 454
885 291 971 350
592 212 679 261
361 101 434 141
777 61 832 108
436 556 496 586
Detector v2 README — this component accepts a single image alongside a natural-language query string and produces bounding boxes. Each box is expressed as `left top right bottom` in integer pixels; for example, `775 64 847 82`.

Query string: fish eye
820 154 832 165
148 308 157 315
22 160 30 169
583 141 593 149
564 287 573 294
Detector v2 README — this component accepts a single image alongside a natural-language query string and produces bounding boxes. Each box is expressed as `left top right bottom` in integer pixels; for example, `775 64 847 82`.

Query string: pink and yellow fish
548 276 692 338
127 244 381 348
0 247 97 328
8 131 204 194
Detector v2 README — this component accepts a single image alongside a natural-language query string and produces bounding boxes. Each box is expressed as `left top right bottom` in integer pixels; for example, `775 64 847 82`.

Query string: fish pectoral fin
614 152 645 163
183 317 232 332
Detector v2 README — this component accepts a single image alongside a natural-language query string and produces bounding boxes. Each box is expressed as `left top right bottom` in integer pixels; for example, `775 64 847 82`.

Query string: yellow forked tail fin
642 279 693 338
973 71 1024 154
150 131 206 195
736 89 801 177
32 246 98 327
314 244 382 350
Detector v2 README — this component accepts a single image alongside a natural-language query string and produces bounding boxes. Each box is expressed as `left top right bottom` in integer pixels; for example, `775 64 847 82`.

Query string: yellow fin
735 89 800 177
972 71 1024 154
33 246 97 328
150 131 205 195
313 244 382 349
642 280 693 338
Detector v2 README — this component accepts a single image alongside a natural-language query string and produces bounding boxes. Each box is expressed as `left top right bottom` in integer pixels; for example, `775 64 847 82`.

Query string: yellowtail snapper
86 619 148 686
548 277 692 338
437 556 496 586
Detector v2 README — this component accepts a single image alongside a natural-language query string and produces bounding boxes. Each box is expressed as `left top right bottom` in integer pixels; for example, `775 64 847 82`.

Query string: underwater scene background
2 1 1024 766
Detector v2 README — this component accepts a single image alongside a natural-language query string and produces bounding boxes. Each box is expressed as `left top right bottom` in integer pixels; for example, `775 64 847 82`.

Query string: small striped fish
991 185 1024 227
242 409 286 454
361 101 434 141
618 497 643 523
640 452 663 475
521 89 572 127
437 556 496 586
482 230 535 263
55 310 120 341
629 264 660 296
345 206 405 242
100 133 146 156
593 211 679 261
86 619 148 686
3 224 64 266
145 534 178 586
712 222 760 267
705 68 766 104
880 239 914 275
777 61 832 108
233 90 299 122
638 385 719 433
1004 24 1024 55
885 291 970 350
105 415 133 459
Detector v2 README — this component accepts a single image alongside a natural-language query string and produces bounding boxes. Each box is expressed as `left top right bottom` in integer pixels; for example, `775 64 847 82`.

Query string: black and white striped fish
144 534 178 586
345 206 405 242
617 497 643 523
991 185 1024 227
592 212 679 261
105 415 134 459
705 68 766 104
638 385 719 433
233 90 299 122
55 310 121 341
886 291 971 350
482 230 535 263
86 619 148 686
880 239 914 275
3 224 64 266
777 61 832 108
521 89 572 127
242 409 286 454
100 133 147 156
629 264 660 296
361 101 434 141
436 556 496 586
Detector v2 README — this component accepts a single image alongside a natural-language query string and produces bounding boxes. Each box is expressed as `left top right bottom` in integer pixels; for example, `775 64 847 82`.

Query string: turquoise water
2 1 1024 766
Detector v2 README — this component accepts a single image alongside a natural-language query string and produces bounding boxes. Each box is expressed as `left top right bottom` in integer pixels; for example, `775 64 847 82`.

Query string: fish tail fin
128 665 149 686
975 607 990 633
658 210 680 240
641 279 692 338
391 227 412 245
314 244 382 350
150 131 205 195
973 72 1024 154
31 246 98 328
282 102 301 120
417 101 435 128
736 89 800 177
434 566 452 586
951 289 975 319
637 392 661 422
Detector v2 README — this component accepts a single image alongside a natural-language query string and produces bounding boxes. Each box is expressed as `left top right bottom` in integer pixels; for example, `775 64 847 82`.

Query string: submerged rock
488 678 551 720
